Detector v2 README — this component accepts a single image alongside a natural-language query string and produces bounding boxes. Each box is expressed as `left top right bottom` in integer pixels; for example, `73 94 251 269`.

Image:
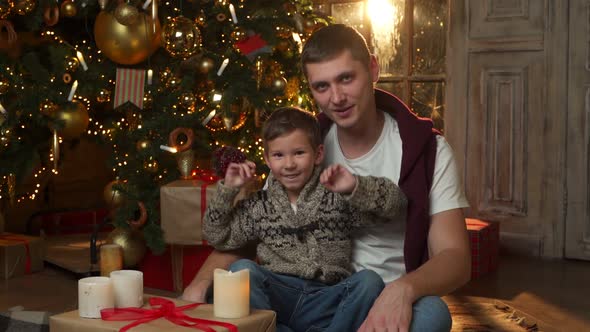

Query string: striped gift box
114 68 146 109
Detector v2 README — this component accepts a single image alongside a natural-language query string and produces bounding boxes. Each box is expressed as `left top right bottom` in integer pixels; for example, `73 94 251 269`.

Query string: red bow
101 297 237 332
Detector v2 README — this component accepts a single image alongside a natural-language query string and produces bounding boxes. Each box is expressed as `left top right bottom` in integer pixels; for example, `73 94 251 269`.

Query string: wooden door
447 0 568 257
565 0 590 260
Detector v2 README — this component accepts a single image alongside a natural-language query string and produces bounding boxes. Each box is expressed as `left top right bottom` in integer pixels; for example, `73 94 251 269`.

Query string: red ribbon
0 233 32 273
194 170 219 246
101 297 237 332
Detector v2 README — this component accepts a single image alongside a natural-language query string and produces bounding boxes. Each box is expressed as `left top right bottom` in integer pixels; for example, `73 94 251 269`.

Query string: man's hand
320 164 357 194
224 161 256 188
357 279 415 332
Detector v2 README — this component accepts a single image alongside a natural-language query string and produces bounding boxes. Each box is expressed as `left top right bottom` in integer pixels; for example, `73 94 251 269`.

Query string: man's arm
359 208 471 331
182 246 256 302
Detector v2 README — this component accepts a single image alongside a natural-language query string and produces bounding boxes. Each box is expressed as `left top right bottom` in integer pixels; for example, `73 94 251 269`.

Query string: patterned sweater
203 167 407 284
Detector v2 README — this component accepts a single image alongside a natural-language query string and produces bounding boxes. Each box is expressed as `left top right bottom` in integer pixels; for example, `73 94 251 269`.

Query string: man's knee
411 296 451 332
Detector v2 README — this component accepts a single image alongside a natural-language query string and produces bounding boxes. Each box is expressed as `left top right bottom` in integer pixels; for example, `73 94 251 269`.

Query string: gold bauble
198 57 214 74
136 139 151 151
0 77 9 94
271 76 288 94
94 10 161 65
64 56 80 72
106 228 147 268
40 100 58 116
114 2 139 26
53 100 89 140
14 0 35 15
60 0 77 17
162 16 201 58
96 88 111 103
104 180 126 208
303 18 316 33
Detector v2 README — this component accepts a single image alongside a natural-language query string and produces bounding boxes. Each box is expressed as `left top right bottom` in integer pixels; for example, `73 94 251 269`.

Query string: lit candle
217 58 229 76
76 51 88 71
0 102 6 114
229 4 238 23
78 277 115 318
99 244 123 277
201 110 216 126
147 69 153 85
141 0 152 9
159 145 177 153
67 80 78 101
213 268 249 318
110 270 144 308
151 0 157 33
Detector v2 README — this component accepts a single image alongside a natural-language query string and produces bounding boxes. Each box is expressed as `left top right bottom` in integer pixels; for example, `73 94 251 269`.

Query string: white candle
0 102 6 114
76 51 88 71
67 80 78 101
213 268 249 318
142 0 152 9
147 69 153 85
217 58 229 76
201 110 216 126
159 145 177 153
78 276 114 318
229 4 238 23
110 270 144 308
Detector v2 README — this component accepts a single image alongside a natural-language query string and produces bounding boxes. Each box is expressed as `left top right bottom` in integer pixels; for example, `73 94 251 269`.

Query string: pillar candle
213 268 250 318
110 270 144 308
100 244 123 277
78 277 114 318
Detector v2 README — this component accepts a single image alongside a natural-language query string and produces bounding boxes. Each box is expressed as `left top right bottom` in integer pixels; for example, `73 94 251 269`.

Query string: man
184 24 471 332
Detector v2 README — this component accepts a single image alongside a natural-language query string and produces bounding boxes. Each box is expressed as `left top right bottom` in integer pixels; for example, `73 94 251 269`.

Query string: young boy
203 106 407 332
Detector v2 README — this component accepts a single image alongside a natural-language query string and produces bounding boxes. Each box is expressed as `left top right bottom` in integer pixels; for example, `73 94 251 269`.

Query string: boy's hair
301 24 371 77
262 107 321 150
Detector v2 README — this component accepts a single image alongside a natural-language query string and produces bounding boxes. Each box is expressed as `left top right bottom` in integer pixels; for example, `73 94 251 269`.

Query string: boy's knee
229 258 259 273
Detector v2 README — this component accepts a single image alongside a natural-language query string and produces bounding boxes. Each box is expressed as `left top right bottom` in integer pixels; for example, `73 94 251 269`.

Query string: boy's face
264 128 324 202
305 50 379 131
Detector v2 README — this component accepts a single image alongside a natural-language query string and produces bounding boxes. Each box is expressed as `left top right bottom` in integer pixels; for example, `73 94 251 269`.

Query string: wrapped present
49 296 276 332
160 178 218 245
138 244 213 292
466 218 500 279
0 232 45 279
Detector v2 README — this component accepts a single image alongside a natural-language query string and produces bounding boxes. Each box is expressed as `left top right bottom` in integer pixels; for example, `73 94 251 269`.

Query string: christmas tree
0 0 329 252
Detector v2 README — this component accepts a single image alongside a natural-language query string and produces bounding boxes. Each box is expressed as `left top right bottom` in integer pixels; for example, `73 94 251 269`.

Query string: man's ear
369 55 380 83
315 144 325 165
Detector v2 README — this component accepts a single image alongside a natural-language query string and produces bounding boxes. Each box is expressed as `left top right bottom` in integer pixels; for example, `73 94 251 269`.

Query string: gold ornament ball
106 228 147 268
53 100 89 139
94 10 161 65
114 3 139 26
162 16 201 58
60 0 77 17
198 57 214 74
136 139 151 151
303 18 316 33
103 180 126 208
96 88 112 103
271 77 288 94
0 77 9 95
40 100 58 117
65 56 80 72
14 0 35 15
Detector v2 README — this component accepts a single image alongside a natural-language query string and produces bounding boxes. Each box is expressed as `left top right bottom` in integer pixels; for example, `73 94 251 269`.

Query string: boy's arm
346 175 407 221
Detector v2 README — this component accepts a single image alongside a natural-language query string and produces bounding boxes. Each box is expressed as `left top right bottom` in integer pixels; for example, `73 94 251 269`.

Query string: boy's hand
320 164 357 194
224 161 256 188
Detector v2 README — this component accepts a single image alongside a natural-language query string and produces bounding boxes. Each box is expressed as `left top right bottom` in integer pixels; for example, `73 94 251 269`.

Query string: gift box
466 218 500 279
49 296 276 332
0 232 45 279
138 244 214 293
160 179 218 245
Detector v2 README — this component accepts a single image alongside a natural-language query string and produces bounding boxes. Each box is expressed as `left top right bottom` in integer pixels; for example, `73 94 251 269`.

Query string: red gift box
466 218 499 279
138 244 213 292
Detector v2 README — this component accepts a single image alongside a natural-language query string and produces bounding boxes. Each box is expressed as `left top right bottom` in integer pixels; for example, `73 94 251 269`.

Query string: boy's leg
292 269 385 332
409 296 452 332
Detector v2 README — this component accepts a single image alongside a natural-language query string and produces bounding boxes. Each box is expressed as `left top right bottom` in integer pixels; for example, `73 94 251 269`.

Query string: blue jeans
410 296 452 332
229 259 384 332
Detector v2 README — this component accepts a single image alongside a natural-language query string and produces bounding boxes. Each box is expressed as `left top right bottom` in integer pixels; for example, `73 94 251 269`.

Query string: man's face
264 129 324 203
305 50 379 131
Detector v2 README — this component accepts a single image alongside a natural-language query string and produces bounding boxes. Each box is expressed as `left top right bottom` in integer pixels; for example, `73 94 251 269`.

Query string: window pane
331 2 366 31
410 81 445 131
367 0 405 76
412 0 447 75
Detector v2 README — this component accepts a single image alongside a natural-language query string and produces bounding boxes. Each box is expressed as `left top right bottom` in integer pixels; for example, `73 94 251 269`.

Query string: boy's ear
263 151 270 166
315 144 325 165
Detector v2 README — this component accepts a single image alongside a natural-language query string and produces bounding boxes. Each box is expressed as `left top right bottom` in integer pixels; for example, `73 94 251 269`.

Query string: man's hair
301 24 371 77
262 107 321 150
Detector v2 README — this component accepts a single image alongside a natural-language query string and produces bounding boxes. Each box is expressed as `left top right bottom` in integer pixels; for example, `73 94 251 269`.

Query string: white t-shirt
322 112 469 283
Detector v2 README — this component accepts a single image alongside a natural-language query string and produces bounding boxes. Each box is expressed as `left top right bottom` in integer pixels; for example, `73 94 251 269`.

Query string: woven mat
447 296 557 332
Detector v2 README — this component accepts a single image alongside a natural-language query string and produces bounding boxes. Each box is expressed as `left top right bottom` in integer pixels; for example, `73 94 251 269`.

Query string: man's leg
409 296 452 332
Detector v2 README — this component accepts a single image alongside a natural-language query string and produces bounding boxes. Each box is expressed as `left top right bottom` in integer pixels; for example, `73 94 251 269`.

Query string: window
314 0 447 131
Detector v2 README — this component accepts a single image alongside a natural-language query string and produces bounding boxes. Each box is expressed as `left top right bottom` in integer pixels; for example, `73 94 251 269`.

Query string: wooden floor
1 254 589 330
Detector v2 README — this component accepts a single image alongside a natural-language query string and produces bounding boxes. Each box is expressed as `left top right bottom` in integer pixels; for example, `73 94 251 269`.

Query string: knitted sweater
203 167 407 284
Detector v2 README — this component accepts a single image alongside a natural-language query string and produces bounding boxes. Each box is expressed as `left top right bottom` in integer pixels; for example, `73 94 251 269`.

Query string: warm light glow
367 0 403 73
